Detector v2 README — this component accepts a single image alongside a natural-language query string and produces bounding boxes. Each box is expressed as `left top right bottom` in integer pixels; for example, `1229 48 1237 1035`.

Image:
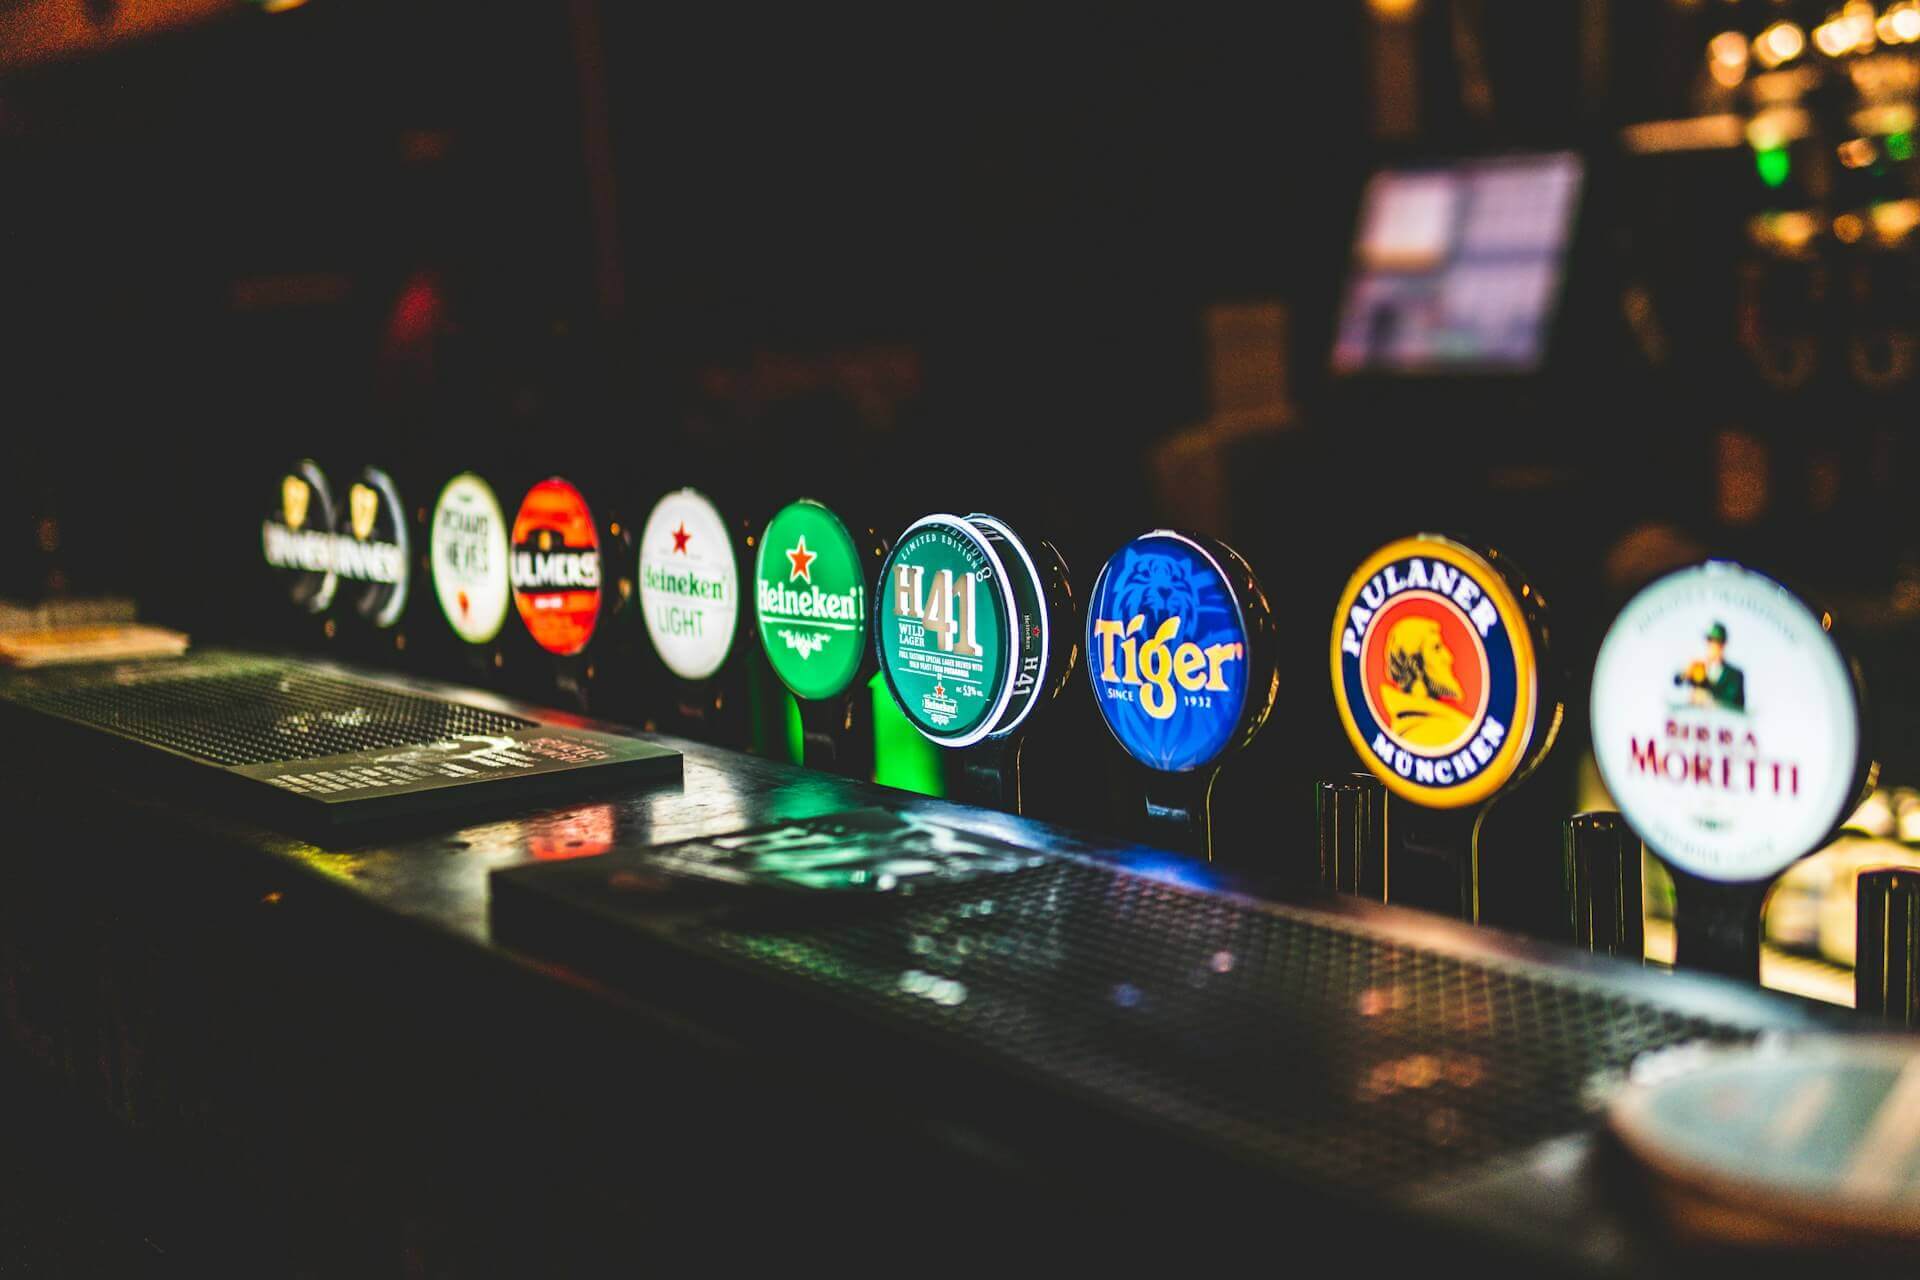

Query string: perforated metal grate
2 657 534 767
702 860 1749 1193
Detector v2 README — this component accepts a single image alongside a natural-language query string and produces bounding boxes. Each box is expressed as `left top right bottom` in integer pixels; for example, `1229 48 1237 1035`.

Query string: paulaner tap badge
1331 534 1552 809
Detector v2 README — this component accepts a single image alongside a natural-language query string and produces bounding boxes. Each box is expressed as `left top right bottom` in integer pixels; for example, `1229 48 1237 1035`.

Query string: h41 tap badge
1332 534 1541 809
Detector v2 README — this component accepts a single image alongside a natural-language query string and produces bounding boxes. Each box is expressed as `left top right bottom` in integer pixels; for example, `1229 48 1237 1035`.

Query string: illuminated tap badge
755 499 867 701
261 460 337 614
1086 531 1267 773
336 467 409 628
1591 561 1866 883
877 515 1016 747
1332 535 1539 809
638 488 738 681
510 477 603 657
430 472 510 645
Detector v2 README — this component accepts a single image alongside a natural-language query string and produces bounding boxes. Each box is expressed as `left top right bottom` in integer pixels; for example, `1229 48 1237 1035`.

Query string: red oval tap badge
510 477 603 656
1331 534 1547 809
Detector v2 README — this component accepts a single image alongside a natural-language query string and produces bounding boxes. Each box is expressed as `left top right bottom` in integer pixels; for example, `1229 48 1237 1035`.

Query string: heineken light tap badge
756 499 868 701
1086 531 1276 773
1591 561 1868 884
430 471 511 646
262 459 338 614
511 477 603 657
876 513 1072 748
639 488 739 681
1332 534 1549 809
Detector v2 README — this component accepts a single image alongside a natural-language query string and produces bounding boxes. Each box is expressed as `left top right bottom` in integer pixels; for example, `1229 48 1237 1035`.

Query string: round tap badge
755 499 868 701
336 466 409 629
1085 530 1275 773
876 515 1013 747
261 459 337 614
1591 561 1867 884
1332 534 1543 809
510 477 603 657
430 472 511 645
638 487 739 681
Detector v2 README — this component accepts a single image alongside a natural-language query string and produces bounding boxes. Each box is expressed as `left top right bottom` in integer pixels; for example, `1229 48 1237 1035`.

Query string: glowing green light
1756 146 1791 188
871 673 945 796
1889 131 1914 162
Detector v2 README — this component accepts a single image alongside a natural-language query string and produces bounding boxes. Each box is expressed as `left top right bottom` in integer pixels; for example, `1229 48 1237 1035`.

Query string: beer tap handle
1563 811 1645 960
1317 773 1387 901
1856 867 1920 1028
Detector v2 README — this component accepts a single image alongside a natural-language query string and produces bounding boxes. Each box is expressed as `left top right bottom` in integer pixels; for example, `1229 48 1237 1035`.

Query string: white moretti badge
1592 561 1870 888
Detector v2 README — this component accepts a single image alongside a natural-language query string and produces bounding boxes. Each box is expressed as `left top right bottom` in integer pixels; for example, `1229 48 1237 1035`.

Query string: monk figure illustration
1675 621 1745 711
1378 616 1473 747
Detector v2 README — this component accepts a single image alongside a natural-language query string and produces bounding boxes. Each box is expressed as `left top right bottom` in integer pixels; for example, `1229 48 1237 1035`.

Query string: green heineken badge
756 499 869 700
876 515 1017 747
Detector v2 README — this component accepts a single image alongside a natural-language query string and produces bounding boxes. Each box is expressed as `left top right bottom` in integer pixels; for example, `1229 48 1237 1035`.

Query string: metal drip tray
0 651 680 830
492 813 1806 1205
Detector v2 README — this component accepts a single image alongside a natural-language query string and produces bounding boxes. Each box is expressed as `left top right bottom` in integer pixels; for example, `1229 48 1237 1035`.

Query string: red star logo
786 535 816 583
670 522 691 554
934 681 946 698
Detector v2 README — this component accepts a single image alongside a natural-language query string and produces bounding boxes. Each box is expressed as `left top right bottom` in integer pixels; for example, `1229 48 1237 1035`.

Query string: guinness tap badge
337 468 409 629
1591 561 1869 884
263 460 337 614
1332 534 1549 808
261 463 408 625
511 477 603 657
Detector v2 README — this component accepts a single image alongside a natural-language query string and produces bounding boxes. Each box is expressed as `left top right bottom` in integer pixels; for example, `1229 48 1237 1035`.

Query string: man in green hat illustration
1677 621 1745 711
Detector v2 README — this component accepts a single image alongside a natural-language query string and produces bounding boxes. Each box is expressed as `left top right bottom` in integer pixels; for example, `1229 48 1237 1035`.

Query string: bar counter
0 659 1858 1274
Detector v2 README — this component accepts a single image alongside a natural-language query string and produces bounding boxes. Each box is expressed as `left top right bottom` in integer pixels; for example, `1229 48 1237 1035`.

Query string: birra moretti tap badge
1591 562 1864 883
430 472 511 646
639 488 738 681
1332 535 1537 808
1086 532 1257 773
510 478 602 657
756 499 867 700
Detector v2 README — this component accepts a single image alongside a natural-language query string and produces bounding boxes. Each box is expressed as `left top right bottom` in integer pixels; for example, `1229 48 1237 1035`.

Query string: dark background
5 0 1918 934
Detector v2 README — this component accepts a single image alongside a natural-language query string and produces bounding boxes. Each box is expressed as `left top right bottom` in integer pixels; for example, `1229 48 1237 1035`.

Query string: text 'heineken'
755 499 867 701
638 488 739 681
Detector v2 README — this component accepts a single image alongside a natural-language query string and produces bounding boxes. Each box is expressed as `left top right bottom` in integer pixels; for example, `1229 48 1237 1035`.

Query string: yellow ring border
1329 534 1538 810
